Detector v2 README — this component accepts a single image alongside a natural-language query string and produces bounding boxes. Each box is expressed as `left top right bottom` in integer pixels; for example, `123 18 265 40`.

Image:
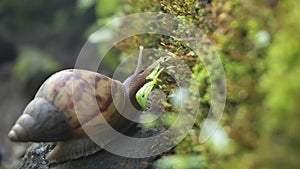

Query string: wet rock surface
19 143 156 169
18 127 172 169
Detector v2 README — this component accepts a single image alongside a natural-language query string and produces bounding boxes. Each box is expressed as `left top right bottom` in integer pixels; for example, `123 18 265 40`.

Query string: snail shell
8 47 165 163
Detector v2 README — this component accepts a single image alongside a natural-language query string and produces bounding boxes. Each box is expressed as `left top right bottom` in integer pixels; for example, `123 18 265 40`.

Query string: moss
92 0 300 168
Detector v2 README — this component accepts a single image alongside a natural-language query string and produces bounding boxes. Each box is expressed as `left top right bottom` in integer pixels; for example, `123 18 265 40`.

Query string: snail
8 46 166 163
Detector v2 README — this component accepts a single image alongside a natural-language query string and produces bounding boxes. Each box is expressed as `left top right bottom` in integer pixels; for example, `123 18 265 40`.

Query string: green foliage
14 46 61 87
0 0 77 32
155 155 207 169
95 0 124 17
77 0 96 10
257 1 300 168
210 0 300 168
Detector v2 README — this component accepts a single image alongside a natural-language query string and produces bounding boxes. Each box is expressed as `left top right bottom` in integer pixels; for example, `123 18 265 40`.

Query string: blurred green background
1 0 300 168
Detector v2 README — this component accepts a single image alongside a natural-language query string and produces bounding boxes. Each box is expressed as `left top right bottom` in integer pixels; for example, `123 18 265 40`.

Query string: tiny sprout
136 64 164 109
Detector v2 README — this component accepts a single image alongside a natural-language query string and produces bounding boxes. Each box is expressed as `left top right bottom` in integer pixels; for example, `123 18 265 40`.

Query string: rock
19 143 155 169
18 126 173 169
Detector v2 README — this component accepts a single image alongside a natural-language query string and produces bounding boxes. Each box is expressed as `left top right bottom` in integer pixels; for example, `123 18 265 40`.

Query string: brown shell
35 69 127 137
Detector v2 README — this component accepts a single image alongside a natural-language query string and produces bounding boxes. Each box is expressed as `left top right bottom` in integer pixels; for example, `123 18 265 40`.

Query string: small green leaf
146 63 160 80
136 63 164 109
136 82 155 109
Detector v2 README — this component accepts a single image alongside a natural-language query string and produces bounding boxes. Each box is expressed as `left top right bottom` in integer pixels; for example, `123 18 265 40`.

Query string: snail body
8 47 164 163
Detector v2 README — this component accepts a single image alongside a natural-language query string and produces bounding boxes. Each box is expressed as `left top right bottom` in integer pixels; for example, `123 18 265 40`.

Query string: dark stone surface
18 126 172 169
18 142 155 169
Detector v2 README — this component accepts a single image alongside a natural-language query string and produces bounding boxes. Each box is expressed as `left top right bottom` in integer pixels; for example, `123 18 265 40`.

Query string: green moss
155 155 207 169
92 0 300 168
